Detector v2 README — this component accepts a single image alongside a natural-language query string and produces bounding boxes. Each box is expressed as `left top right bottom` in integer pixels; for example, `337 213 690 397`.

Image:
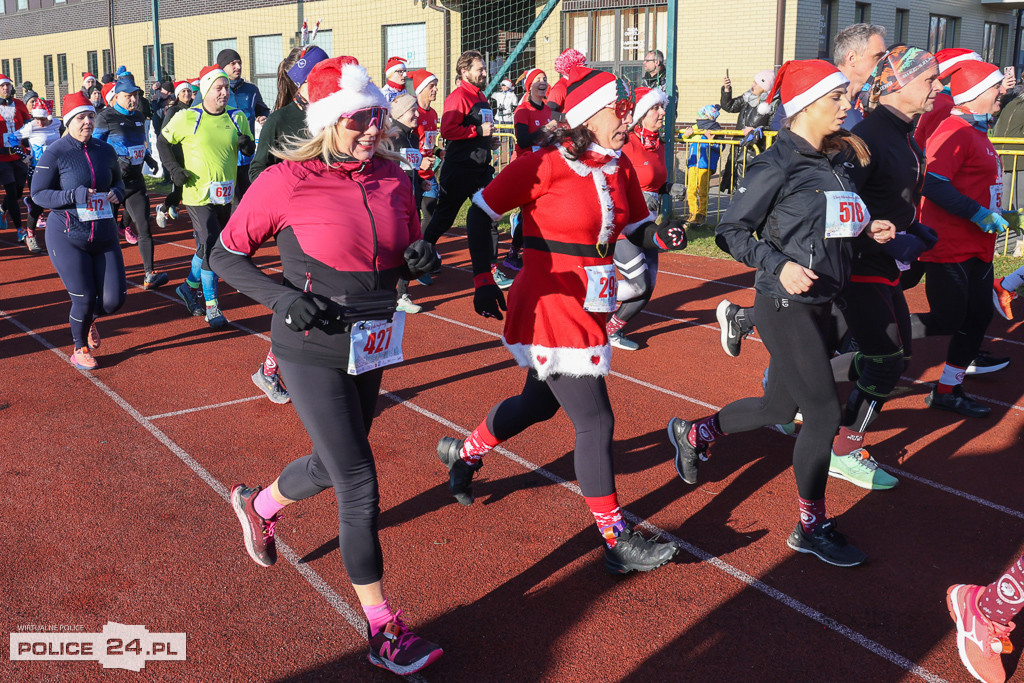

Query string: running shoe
609 332 640 351
828 448 899 490
155 205 167 229
251 367 290 405
143 272 169 290
786 519 866 567
667 417 705 485
366 613 443 675
87 323 101 350
69 347 98 370
167 205 179 220
966 350 1011 375
229 484 278 567
396 293 422 314
604 527 679 574
205 304 228 328
993 277 1016 321
37 215 46 229
946 583 1015 683
122 223 139 245
415 273 433 286
502 249 523 272
716 299 749 358
16 225 26 243
492 267 514 290
436 437 482 506
24 235 42 254
175 283 206 317
926 385 991 418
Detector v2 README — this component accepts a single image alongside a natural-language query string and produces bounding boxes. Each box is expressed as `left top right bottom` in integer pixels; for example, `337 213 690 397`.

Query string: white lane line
146 395 266 420
380 390 947 683
421 310 1024 521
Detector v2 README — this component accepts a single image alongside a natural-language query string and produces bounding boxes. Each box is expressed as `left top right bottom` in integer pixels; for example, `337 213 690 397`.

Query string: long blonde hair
272 119 405 166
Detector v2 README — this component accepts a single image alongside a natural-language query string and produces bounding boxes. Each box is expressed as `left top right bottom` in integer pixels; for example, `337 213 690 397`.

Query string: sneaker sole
925 394 991 418
785 537 866 567
68 357 97 371
965 360 1010 375
251 371 291 405
826 466 898 491
610 340 639 351
667 419 698 485
367 647 443 675
946 585 989 683
230 486 274 568
604 545 679 574
716 300 740 357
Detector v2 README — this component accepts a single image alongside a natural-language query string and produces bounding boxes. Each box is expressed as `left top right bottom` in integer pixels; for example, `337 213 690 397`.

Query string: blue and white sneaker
492 267 514 290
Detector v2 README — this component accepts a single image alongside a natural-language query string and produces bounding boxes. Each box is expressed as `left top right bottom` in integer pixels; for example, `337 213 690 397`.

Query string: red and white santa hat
520 68 546 95
935 48 983 80
554 48 588 76
198 65 228 98
31 101 50 118
410 69 437 95
82 72 97 87
949 60 1003 105
385 56 408 78
306 56 389 136
101 82 116 105
563 66 621 128
631 86 668 128
62 91 95 125
0 74 12 87
760 59 849 118
173 80 191 97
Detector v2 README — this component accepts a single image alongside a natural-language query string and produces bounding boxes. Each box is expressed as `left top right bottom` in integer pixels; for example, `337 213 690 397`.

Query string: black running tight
910 258 994 368
120 189 155 273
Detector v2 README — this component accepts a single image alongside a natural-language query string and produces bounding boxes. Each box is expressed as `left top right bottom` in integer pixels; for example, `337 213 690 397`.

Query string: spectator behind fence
684 104 722 229
719 68 775 191
642 50 666 89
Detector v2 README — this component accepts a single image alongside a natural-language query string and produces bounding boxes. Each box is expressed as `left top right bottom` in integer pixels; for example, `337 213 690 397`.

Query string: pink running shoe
230 484 278 567
69 347 98 370
946 583 1015 683
87 323 101 350
367 613 443 675
123 222 139 245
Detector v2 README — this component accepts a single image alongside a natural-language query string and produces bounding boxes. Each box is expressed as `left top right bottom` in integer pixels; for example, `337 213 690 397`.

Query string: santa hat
199 65 228 98
410 69 437 95
563 66 621 128
935 48 983 80
520 68 545 95
61 92 95 126
949 60 1003 105
0 74 11 87
305 56 389 136
631 86 668 128
173 80 191 97
82 72 97 87
385 56 408 78
31 102 50 118
102 82 116 105
760 59 849 118
554 48 588 76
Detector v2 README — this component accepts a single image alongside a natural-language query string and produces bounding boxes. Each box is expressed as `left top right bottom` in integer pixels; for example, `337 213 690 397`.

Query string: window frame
561 6 668 81
983 22 1008 66
13 58 22 86
43 55 54 85
854 2 870 25
928 14 960 54
817 0 836 61
57 53 68 85
87 51 99 79
208 38 238 68
895 9 909 45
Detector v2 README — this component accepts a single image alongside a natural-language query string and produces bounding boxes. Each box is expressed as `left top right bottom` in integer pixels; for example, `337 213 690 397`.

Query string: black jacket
720 88 775 129
715 128 867 304
250 100 306 181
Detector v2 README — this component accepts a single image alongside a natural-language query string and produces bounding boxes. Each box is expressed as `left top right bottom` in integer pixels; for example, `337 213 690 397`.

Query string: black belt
523 236 610 258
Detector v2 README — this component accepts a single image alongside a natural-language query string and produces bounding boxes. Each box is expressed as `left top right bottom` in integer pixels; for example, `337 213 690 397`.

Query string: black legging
484 371 615 498
275 358 385 586
188 203 232 270
718 293 841 500
423 163 496 254
611 239 660 325
47 229 127 349
233 164 252 209
119 188 155 273
1 159 27 230
910 258 994 368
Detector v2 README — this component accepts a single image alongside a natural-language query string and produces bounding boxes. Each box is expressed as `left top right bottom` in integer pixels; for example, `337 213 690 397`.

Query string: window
895 9 909 45
17 0 27 10
817 0 836 60
143 44 175 83
102 49 112 76
208 38 237 67
13 58 22 86
984 22 1009 66
43 55 54 85
928 15 959 53
87 51 98 78
251 34 282 109
1 61 9 80
57 53 67 84
855 2 870 24
562 7 667 81
383 23 427 74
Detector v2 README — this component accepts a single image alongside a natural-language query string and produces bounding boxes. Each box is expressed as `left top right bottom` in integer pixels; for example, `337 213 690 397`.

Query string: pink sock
460 420 500 465
253 488 285 520
362 599 394 636
606 315 627 336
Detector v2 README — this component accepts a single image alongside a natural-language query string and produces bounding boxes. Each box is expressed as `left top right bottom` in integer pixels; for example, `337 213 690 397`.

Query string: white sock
938 363 966 388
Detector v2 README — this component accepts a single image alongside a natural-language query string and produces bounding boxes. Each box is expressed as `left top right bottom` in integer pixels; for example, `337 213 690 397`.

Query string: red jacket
622 129 667 194
0 98 31 162
416 105 438 180
440 80 492 168
914 92 953 152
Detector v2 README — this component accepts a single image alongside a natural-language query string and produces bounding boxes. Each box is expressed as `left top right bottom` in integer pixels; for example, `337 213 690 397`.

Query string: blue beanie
114 76 139 94
287 46 329 87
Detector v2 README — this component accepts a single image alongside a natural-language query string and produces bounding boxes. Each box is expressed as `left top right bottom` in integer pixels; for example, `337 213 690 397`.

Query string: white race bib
209 180 234 205
583 264 617 313
479 108 494 125
399 148 423 170
127 145 146 165
423 130 438 149
347 313 406 375
824 191 870 239
3 132 19 148
76 195 113 221
990 183 1003 212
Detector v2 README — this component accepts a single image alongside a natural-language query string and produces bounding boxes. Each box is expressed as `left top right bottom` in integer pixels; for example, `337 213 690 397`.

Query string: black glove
907 221 939 250
652 220 687 250
880 233 927 263
169 166 189 186
146 156 159 172
281 293 330 332
403 240 440 278
474 283 506 320
238 134 255 157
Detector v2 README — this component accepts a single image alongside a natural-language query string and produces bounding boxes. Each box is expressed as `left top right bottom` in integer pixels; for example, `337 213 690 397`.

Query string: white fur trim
62 104 95 126
953 69 1003 105
558 145 618 178
414 73 437 95
503 339 612 380
200 68 228 98
174 82 190 97
757 100 772 115
0 76 12 86
631 88 668 128
557 146 619 243
471 189 503 221
782 71 850 118
306 64 390 136
565 80 619 128
938 52 982 78
622 211 656 236
386 61 407 76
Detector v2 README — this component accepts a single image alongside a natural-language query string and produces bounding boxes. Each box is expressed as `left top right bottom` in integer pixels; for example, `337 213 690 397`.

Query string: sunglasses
342 106 388 132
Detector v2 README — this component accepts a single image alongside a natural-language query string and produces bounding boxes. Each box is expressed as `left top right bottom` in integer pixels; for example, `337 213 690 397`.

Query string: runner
158 64 254 328
93 74 169 289
30 91 126 370
154 80 196 228
216 49 268 205
916 49 983 150
17 100 62 254
80 72 98 98
411 69 440 224
912 59 1009 418
947 555 1022 683
437 65 685 574
390 92 431 315
0 73 31 242
212 56 442 675
607 86 670 351
380 56 407 102
666 59 896 568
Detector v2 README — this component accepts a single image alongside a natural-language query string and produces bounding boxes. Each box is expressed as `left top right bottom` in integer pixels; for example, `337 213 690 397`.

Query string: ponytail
822 128 871 166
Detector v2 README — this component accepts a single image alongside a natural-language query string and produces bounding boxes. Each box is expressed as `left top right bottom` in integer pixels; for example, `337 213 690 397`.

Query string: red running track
1 210 1023 682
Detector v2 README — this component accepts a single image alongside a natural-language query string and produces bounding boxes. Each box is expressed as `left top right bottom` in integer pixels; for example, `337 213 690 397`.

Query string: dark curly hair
549 124 596 160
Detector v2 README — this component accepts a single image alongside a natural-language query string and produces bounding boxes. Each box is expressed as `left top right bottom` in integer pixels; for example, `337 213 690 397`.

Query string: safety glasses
342 106 388 132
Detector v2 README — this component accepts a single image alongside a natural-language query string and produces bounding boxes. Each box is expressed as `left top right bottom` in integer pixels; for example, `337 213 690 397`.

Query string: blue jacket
30 134 125 242
228 78 268 166
93 104 153 191
686 120 722 169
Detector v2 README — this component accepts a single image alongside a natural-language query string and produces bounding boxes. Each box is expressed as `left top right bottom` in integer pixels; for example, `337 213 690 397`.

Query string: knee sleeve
853 350 903 398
